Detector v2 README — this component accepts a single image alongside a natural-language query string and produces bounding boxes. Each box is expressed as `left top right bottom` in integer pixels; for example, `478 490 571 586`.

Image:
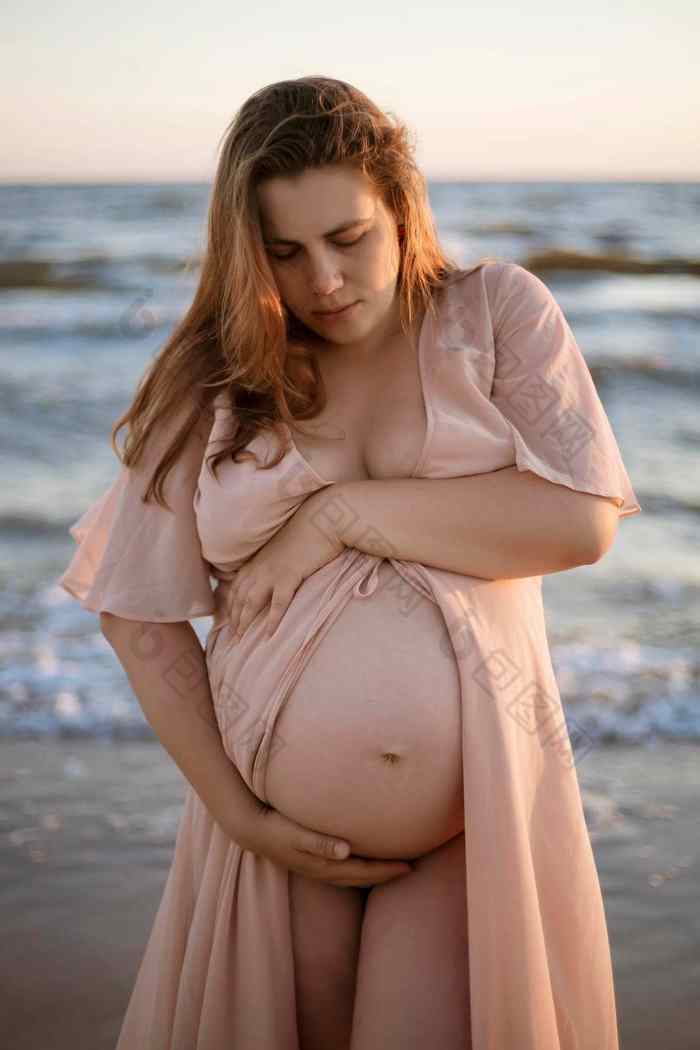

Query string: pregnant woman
58 77 641 1050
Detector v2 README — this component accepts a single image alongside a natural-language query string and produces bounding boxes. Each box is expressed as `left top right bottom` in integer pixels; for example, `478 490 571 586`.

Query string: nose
307 250 344 298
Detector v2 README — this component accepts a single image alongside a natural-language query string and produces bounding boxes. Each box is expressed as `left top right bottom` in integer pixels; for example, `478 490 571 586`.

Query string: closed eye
269 231 367 262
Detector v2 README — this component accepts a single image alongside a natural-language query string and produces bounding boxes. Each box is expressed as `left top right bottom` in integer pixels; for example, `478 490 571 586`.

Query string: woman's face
256 163 403 351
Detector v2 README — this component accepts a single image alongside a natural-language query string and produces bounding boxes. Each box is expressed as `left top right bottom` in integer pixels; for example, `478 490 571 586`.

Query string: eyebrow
263 217 372 247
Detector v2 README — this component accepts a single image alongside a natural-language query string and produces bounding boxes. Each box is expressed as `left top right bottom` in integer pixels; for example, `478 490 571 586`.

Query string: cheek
360 235 400 285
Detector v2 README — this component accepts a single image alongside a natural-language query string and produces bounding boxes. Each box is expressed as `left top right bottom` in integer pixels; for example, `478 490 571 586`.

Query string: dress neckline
284 297 435 487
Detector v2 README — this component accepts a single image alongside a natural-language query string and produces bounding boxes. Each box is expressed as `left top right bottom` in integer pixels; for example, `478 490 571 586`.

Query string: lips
315 301 357 316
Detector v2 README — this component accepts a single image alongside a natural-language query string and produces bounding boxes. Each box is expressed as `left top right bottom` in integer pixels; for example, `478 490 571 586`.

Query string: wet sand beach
1 737 698 1049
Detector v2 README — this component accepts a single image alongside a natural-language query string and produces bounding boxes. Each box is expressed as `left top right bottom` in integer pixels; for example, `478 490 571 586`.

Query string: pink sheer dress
59 261 641 1049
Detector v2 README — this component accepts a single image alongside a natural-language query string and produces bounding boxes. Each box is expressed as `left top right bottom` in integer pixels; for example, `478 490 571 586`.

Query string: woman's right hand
237 803 414 887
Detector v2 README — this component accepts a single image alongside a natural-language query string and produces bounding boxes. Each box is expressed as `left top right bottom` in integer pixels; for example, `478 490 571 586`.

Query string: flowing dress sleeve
58 402 218 622
488 262 641 517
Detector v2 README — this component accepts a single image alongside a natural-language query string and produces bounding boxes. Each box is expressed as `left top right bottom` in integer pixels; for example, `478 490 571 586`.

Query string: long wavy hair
112 75 467 508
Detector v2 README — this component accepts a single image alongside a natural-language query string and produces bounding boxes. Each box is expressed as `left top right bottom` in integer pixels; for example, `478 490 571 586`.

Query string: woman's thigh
349 831 470 1050
289 872 368 1050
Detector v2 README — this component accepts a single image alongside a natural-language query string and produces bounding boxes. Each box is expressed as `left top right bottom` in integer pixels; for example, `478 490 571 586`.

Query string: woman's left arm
306 467 620 581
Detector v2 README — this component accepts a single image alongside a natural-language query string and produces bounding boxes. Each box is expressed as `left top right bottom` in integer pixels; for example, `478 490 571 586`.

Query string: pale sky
2 0 698 182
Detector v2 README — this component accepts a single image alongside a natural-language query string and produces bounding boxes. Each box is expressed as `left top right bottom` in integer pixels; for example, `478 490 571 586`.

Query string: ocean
1 179 698 746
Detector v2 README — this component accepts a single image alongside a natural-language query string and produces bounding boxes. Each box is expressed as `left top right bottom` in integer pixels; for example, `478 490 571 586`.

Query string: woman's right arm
100 613 266 844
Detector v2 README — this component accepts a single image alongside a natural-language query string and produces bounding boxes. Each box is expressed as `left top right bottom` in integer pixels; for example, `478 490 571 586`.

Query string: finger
295 836 414 880
348 861 414 879
234 585 272 641
227 574 255 639
233 590 256 641
325 865 414 887
227 589 245 640
264 588 296 639
331 860 414 887
296 831 351 860
341 871 414 888
264 568 303 639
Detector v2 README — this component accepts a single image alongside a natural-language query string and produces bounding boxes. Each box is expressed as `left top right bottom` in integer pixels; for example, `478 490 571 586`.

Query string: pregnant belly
265 561 464 861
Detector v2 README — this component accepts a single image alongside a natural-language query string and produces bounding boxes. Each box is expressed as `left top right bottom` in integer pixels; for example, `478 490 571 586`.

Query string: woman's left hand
226 486 347 642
